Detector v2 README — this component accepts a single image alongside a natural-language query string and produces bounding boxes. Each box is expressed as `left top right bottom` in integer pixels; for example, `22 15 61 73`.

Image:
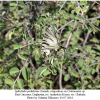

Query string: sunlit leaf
22 67 28 81
18 54 26 60
9 67 19 75
17 78 24 89
36 67 47 78
13 43 23 50
5 78 13 85
64 74 70 81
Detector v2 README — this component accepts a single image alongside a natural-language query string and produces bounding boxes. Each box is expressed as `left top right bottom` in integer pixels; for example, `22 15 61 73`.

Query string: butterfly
42 25 60 55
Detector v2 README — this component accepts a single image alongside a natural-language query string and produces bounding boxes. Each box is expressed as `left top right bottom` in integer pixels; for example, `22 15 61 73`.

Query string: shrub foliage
0 1 100 89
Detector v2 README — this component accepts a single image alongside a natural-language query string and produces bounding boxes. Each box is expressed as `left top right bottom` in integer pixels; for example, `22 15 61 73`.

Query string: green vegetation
0 1 100 89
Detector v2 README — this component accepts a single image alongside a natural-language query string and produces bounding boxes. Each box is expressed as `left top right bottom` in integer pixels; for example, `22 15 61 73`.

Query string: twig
65 20 78 48
58 20 74 32
58 20 78 89
40 1 42 4
83 1 96 16
82 61 100 77
58 20 79 89
75 1 100 31
52 75 59 88
95 1 100 6
30 59 36 70
59 64 63 89
12 58 29 89
65 32 72 48
12 69 22 89
59 1 67 12
83 30 91 47
88 15 100 21
1 16 17 25
76 0 83 15
19 40 34 49
81 15 100 32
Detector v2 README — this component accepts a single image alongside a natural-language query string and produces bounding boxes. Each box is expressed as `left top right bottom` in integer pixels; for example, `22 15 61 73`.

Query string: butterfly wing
42 26 59 50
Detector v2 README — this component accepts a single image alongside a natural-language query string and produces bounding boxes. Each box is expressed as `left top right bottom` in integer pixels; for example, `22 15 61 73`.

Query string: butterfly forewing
47 26 56 37
42 25 59 51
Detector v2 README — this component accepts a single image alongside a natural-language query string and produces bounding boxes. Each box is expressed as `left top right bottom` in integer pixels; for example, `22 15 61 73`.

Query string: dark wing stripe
42 26 59 50
44 37 54 43
46 28 56 38
43 33 55 43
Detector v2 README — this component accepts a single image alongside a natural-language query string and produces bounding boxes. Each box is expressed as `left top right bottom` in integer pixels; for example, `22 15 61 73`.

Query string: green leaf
18 54 26 60
18 2 25 8
46 80 53 84
80 1 87 5
64 74 70 81
75 16 82 21
0 73 8 78
43 69 51 76
10 2 16 7
70 70 79 78
96 66 99 72
92 69 96 74
34 48 40 55
90 38 99 43
13 12 18 19
13 43 23 50
9 67 19 75
5 78 13 85
88 84 92 89
59 10 66 15
75 7 81 14
82 6 89 13
86 75 92 80
17 78 24 89
78 59 84 67
0 79 3 84
9 7 16 11
83 80 88 85
95 85 100 89
22 67 28 81
60 19 66 24
0 67 3 73
36 67 47 78
5 30 13 40
86 45 91 51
